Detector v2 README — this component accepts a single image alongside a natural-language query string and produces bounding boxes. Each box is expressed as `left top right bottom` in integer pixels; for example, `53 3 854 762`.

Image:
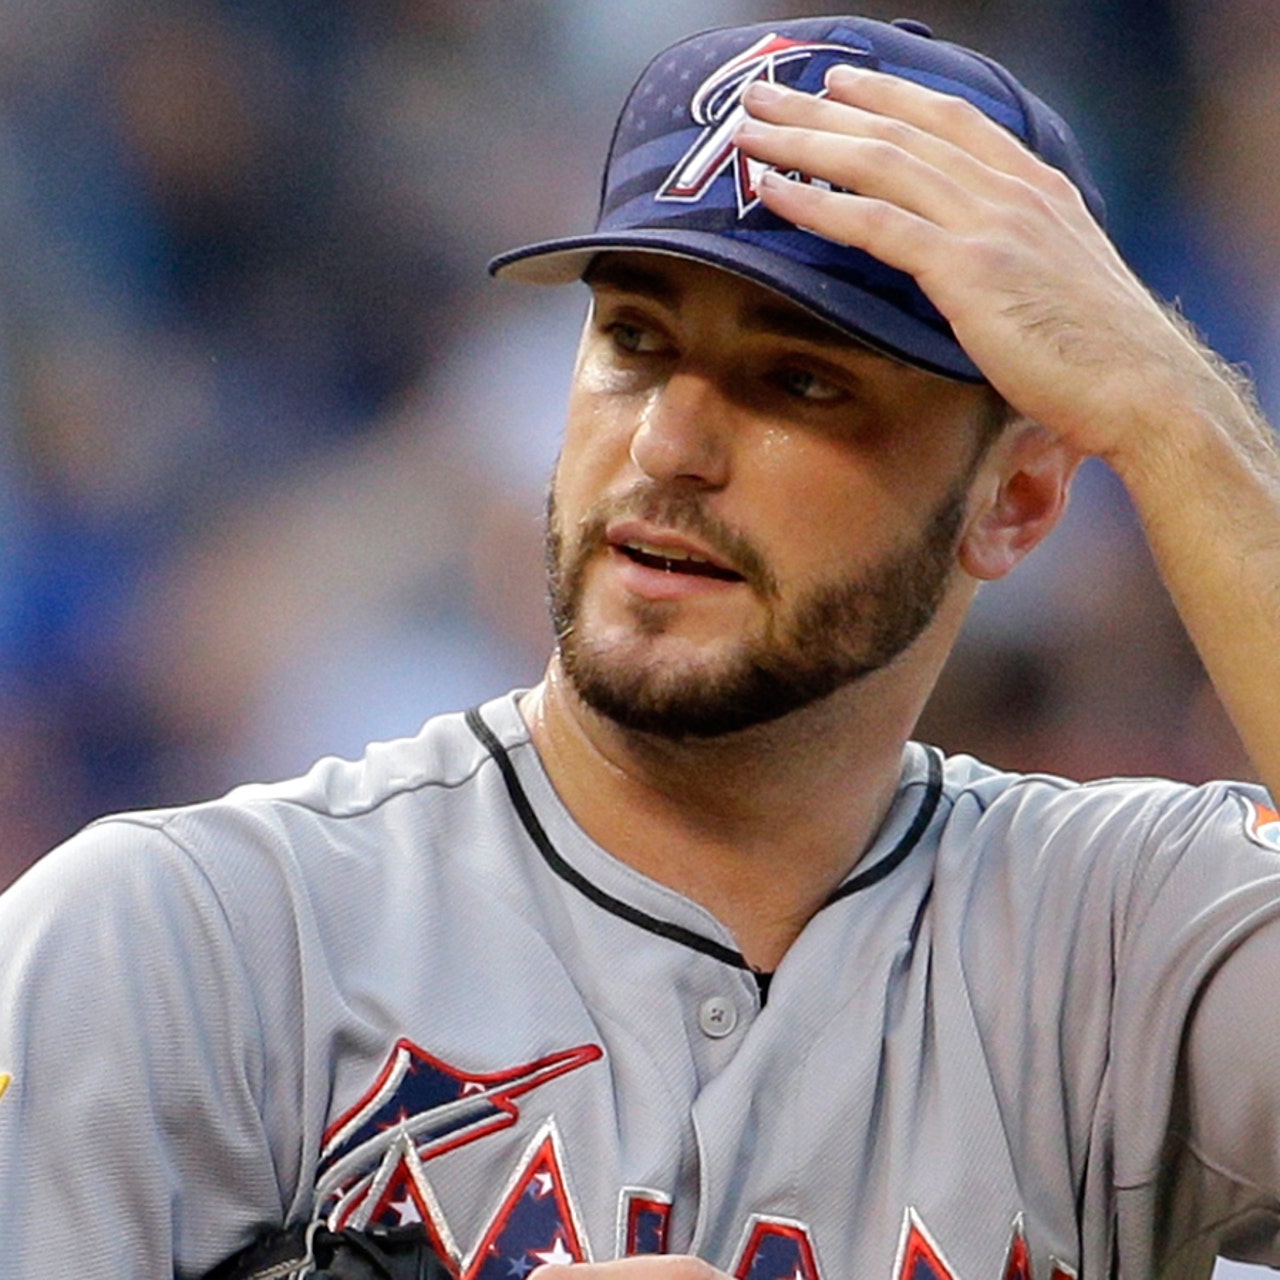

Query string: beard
545 476 970 740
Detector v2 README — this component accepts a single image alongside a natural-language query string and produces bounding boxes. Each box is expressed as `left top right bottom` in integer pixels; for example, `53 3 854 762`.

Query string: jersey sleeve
1180 914 1280 1261
1107 782 1280 1273
0 816 294 1278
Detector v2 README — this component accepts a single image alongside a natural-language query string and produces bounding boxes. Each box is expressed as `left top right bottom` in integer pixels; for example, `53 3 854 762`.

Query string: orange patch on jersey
1239 794 1280 852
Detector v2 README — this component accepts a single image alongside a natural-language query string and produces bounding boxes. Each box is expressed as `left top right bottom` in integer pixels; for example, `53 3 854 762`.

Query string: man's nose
628 371 732 488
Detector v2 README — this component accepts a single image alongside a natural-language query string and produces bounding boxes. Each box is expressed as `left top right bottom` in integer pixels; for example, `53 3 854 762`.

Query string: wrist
1102 343 1274 497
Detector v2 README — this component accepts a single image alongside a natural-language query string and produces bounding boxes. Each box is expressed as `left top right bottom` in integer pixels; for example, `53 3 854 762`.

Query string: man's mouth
618 540 744 583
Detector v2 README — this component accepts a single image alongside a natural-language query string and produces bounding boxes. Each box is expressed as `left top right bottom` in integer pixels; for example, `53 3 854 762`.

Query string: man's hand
736 64 1280 798
531 1258 732 1280
733 66 1222 469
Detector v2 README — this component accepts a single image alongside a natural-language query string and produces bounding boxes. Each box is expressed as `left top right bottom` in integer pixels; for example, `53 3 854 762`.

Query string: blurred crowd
1 0 1277 888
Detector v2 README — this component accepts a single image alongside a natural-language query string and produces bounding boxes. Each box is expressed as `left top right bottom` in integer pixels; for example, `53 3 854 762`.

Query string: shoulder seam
91 750 493 832
942 770 1078 816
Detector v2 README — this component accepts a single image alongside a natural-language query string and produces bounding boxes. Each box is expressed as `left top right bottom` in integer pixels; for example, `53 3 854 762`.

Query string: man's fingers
822 65 1057 190
739 74 1094 233
735 114 987 230
821 67 1098 230
752 169 952 287
530 1258 732 1280
741 77 1004 201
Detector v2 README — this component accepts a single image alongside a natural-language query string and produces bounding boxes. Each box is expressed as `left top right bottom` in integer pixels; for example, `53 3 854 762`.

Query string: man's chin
559 642 852 741
579 586 759 650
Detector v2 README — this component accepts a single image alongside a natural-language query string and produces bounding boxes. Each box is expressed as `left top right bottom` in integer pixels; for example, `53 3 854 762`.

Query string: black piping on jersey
824 746 943 903
465 706 748 969
465 705 943 974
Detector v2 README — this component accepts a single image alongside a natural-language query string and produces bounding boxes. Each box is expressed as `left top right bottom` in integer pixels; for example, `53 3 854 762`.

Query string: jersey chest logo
315 1036 602 1277
315 1041 1077 1280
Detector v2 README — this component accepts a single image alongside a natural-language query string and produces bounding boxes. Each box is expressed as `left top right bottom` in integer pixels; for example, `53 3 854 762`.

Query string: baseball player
3 13 1280 1280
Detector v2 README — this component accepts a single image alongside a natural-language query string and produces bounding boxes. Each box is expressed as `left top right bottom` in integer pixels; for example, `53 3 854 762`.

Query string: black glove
203 1221 453 1280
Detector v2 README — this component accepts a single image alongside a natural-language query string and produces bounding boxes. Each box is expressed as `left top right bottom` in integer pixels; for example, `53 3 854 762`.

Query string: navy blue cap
489 15 1104 383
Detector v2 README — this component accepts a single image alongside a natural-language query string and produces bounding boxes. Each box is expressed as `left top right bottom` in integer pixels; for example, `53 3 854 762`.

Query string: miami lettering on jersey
656 33 862 217
315 1041 1076 1280
895 1211 1076 1280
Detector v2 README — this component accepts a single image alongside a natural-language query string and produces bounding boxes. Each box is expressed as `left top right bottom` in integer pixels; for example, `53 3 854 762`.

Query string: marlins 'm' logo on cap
656 33 863 217
1237 793 1280 852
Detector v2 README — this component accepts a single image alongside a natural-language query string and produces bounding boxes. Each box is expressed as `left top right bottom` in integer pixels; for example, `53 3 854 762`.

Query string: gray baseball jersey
3 691 1280 1280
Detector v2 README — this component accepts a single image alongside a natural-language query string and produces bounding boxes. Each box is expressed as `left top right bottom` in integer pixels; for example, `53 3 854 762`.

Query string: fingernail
733 119 768 143
826 63 866 88
744 80 788 107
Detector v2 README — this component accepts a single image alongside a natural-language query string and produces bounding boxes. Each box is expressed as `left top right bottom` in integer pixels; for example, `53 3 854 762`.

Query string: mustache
566 482 779 599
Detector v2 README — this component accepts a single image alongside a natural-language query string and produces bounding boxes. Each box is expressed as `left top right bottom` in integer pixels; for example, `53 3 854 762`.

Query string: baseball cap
488 15 1104 383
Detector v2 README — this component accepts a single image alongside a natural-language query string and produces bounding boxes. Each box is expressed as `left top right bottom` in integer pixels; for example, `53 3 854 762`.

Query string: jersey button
698 995 738 1039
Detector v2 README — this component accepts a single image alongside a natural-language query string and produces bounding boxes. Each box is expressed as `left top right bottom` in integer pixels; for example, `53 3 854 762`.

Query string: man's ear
958 421 1081 582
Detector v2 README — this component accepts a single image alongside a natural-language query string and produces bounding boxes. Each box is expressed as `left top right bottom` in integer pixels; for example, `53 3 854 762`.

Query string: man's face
546 253 1001 739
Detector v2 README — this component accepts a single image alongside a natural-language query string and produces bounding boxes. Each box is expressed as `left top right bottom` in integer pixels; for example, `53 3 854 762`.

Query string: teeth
626 540 709 564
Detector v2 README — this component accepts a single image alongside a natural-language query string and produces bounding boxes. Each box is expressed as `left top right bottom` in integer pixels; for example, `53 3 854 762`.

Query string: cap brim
489 229 983 383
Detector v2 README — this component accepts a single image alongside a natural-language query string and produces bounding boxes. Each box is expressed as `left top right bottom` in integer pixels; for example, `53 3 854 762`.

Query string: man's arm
0 821 288 1277
735 66 1280 795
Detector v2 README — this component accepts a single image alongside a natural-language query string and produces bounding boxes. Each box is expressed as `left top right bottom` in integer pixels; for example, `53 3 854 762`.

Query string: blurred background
0 2 1273 1273
0 0 1275 894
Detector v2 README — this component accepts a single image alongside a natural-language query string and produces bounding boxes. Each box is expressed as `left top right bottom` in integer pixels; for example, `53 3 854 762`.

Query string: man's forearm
1109 326 1280 794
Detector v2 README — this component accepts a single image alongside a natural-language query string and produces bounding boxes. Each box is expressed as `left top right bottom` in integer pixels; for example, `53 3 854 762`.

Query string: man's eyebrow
743 301 877 354
582 258 682 305
583 255 881 359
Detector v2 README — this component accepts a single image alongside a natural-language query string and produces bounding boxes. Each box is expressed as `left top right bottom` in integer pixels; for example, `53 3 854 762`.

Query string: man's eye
609 322 662 355
779 367 846 402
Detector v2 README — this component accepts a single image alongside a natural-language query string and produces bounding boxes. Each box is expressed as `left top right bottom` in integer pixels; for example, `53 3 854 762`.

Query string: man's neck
519 662 920 971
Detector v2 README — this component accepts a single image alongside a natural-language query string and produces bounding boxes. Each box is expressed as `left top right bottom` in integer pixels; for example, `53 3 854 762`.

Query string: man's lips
616 539 744 582
601 514 747 586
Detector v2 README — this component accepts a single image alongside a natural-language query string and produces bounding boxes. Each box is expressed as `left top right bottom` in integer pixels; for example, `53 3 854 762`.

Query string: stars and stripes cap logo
491 15 1104 383
654 33 859 216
